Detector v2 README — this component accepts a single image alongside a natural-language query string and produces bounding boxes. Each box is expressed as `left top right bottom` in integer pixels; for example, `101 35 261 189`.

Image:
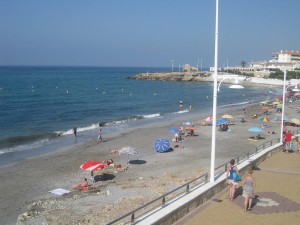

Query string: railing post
247 153 249 159
270 140 273 146
205 173 208 182
263 143 265 149
162 196 166 206
237 157 239 164
131 213 135 223
186 184 190 193
225 164 227 172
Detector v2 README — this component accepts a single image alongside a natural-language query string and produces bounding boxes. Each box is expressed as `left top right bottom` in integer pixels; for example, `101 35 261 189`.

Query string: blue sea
0 66 279 166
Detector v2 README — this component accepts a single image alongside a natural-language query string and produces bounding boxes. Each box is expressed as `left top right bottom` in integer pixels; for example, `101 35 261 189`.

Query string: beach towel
49 188 70 196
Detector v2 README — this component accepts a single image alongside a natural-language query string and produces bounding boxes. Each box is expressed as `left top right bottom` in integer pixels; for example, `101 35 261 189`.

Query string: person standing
179 100 183 109
242 169 256 212
73 127 77 138
174 133 179 142
226 159 241 201
285 130 293 153
98 129 103 143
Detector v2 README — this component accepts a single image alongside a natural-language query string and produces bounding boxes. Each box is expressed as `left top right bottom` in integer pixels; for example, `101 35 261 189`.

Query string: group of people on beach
72 126 103 144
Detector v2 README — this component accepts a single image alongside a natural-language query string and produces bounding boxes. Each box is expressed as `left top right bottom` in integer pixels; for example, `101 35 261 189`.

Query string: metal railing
107 173 208 225
106 133 298 225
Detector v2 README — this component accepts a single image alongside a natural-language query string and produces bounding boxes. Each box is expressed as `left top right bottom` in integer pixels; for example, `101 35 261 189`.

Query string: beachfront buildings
250 50 300 72
224 50 300 76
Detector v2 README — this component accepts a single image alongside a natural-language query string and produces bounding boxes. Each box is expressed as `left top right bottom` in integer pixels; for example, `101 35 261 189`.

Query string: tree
240 61 247 68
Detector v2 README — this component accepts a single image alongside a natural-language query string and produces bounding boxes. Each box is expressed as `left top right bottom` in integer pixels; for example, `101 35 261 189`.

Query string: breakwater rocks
129 71 213 82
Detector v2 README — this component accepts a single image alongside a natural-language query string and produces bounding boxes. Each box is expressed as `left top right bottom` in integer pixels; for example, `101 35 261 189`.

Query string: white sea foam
57 123 99 136
175 109 190 114
219 101 253 108
141 113 161 119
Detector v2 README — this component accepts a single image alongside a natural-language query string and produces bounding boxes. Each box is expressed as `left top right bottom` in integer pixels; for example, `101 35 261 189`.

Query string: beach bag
232 172 241 182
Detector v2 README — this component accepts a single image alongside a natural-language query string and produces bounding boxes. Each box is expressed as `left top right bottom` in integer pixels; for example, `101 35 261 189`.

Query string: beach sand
1 99 299 225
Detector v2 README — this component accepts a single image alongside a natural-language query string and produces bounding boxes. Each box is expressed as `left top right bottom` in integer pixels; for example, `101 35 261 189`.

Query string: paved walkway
174 151 300 225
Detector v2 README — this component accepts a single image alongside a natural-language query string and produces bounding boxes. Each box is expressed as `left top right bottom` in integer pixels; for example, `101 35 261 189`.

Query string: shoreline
0 98 255 169
2 95 299 224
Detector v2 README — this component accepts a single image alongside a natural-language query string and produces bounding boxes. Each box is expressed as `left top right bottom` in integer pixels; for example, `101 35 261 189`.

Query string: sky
0 0 299 68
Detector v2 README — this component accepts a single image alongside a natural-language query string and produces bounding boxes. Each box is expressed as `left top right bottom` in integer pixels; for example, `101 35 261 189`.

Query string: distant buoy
96 88 98 90
102 91 106 94
56 87 58 89
130 93 132 96
206 96 208 99
153 93 157 96
122 89 124 91
67 90 69 94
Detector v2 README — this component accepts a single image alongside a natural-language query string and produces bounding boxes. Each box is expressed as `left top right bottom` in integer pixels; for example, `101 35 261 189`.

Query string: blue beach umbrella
183 121 194 126
168 127 180 133
216 118 229 126
154 139 170 153
248 127 264 133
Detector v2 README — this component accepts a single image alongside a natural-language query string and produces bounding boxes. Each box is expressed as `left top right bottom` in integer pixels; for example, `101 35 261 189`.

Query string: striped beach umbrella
80 161 105 171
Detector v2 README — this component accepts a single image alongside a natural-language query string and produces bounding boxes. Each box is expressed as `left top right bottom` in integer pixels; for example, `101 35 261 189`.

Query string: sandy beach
1 96 299 225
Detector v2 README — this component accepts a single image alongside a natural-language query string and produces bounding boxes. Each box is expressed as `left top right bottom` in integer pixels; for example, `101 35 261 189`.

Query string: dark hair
230 159 235 165
84 178 87 181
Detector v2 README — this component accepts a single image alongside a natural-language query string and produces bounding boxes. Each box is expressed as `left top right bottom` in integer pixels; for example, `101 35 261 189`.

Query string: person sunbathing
73 178 89 190
102 159 114 166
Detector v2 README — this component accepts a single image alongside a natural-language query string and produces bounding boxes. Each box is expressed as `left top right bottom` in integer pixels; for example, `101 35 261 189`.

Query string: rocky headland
129 71 214 82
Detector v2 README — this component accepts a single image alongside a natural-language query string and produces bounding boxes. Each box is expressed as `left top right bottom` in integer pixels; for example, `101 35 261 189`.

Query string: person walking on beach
73 127 77 138
226 159 241 201
242 169 256 212
98 129 102 143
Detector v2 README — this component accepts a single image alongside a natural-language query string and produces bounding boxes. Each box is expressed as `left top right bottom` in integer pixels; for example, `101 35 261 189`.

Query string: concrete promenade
174 151 300 225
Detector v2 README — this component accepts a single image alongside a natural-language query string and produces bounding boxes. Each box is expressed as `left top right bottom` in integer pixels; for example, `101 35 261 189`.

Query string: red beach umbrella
80 161 105 171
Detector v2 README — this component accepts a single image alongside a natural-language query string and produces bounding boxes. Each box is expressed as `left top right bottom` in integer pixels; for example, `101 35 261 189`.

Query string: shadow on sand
128 159 147 165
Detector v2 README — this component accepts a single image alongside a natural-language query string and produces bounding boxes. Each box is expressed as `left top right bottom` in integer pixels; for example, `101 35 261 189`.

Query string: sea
0 66 280 166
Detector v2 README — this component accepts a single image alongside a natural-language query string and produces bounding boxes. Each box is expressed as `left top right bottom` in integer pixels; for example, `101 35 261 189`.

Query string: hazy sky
0 0 299 68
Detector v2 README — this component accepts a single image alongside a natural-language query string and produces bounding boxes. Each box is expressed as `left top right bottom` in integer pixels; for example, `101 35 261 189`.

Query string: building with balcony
250 50 300 72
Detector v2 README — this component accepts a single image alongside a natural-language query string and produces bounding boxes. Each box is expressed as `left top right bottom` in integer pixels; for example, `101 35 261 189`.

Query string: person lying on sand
73 178 89 190
102 159 114 166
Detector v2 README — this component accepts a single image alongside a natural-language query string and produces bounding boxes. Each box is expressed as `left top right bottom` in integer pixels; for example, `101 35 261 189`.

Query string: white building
250 50 300 71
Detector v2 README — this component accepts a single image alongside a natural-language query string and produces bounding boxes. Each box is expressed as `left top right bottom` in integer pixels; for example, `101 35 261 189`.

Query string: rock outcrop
129 71 213 82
